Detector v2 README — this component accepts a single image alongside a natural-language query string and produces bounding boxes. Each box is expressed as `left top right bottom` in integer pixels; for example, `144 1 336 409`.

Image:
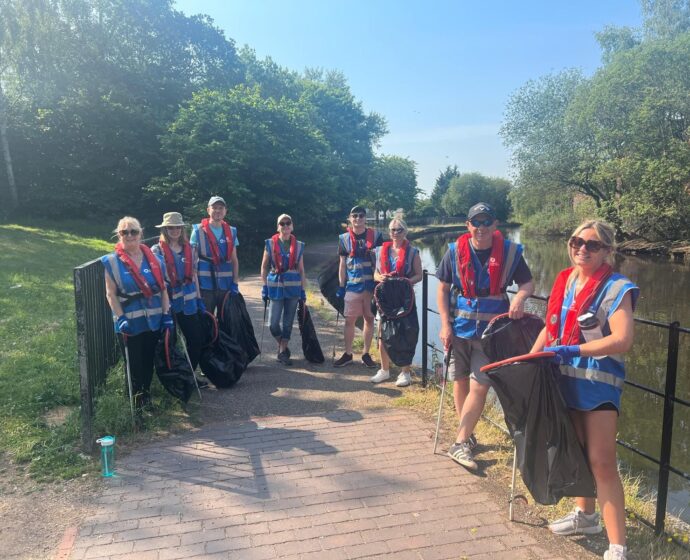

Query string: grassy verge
393 383 689 560
0 224 197 481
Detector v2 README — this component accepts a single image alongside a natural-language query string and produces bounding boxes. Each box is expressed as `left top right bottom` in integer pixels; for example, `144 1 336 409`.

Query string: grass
0 224 197 480
392 382 690 559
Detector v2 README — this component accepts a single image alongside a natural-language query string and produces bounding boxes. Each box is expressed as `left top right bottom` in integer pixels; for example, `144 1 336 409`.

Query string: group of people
102 196 637 560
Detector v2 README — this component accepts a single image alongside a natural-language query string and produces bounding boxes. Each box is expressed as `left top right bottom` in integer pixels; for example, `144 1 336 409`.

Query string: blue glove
300 289 307 301
336 286 346 299
196 298 207 313
261 285 269 304
116 315 131 335
161 313 174 331
230 282 240 295
543 345 580 364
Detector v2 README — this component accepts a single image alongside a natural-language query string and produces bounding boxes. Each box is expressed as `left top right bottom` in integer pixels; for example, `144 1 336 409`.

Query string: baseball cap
350 205 366 215
467 202 495 221
208 195 226 207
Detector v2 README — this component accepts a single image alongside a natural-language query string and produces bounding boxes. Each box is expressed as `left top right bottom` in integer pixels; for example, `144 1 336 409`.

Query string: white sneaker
395 371 412 387
603 545 627 560
548 508 602 536
369 369 390 383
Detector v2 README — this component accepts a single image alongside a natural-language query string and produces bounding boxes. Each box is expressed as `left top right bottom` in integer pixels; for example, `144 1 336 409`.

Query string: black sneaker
278 350 293 366
361 353 378 369
468 433 478 450
285 347 291 358
333 352 353 367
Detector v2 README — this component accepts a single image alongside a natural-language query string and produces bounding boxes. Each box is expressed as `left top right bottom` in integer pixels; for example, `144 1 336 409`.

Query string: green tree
360 155 418 223
641 0 690 39
429 165 460 215
441 173 512 220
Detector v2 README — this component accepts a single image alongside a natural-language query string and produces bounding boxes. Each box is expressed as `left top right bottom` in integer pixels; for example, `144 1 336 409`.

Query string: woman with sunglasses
151 212 206 374
530 220 638 560
102 217 172 409
370 218 422 387
260 214 306 366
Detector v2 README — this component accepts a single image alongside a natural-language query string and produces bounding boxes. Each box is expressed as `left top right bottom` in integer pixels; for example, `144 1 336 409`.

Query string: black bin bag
297 300 324 363
483 353 597 505
317 258 373 329
154 329 196 403
199 330 247 388
481 312 545 362
374 278 419 367
220 292 260 364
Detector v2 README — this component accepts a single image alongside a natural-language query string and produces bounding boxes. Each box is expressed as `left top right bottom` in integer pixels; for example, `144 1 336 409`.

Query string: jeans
269 297 299 340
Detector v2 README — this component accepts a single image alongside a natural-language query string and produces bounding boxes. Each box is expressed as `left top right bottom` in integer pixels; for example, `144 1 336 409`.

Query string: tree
595 25 641 64
641 0 690 39
441 173 512 220
360 155 418 223
429 165 460 215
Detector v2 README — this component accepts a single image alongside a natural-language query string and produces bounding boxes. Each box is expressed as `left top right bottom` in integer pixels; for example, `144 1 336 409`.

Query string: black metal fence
419 269 690 537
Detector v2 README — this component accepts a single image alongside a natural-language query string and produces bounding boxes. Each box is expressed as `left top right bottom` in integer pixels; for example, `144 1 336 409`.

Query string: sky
174 0 643 195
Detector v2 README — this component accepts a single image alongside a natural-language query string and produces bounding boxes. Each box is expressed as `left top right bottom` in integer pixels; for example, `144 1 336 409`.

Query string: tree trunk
0 84 18 212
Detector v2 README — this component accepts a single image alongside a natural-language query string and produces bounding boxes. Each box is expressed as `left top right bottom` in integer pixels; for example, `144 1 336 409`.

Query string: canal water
410 227 690 521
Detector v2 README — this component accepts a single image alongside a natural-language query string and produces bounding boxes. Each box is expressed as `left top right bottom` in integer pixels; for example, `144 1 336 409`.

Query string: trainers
468 433 478 450
333 352 353 367
603 545 627 560
548 508 602 536
370 369 390 383
395 371 412 387
447 441 477 471
277 350 293 366
195 378 209 389
361 353 378 368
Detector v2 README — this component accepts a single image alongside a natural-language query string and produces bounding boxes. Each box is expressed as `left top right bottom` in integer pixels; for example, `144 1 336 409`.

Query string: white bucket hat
156 212 186 228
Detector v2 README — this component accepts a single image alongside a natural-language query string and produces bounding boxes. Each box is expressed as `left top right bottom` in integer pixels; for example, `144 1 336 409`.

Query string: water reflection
411 228 690 520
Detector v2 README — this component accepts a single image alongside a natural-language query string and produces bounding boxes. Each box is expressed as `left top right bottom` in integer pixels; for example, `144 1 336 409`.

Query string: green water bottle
96 436 115 477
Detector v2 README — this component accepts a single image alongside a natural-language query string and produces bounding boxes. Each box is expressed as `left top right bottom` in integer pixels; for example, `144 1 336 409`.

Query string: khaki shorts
344 290 375 319
447 336 491 385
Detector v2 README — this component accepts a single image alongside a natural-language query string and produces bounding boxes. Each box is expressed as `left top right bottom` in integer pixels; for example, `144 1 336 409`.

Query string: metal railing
419 269 690 537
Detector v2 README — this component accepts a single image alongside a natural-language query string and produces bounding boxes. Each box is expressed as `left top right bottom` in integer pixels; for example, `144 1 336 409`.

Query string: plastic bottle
96 436 115 477
577 312 606 359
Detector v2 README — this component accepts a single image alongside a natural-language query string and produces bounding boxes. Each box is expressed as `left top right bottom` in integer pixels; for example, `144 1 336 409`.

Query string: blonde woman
371 218 423 387
531 220 638 560
102 217 171 408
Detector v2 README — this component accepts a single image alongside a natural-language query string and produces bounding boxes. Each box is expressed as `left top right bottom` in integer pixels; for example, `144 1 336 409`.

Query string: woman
530 220 638 560
260 214 306 366
102 217 172 408
370 218 423 387
151 212 205 373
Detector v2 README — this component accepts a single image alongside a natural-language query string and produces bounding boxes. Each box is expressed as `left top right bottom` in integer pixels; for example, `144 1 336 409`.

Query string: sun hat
156 212 186 228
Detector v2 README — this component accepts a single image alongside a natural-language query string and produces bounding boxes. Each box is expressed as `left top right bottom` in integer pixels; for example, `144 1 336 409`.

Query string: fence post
655 320 680 534
421 270 428 387
74 267 94 454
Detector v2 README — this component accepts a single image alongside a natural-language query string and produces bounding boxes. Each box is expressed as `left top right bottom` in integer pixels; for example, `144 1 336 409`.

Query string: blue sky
174 0 643 195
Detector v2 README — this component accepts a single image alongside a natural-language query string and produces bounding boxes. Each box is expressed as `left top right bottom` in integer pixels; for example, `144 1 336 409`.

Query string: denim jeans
269 297 299 340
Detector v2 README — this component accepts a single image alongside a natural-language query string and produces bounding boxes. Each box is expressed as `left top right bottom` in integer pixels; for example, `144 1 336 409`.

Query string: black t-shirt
436 245 532 290
338 230 384 258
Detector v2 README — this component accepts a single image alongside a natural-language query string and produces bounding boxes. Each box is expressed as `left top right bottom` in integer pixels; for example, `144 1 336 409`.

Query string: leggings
175 311 204 371
118 331 159 405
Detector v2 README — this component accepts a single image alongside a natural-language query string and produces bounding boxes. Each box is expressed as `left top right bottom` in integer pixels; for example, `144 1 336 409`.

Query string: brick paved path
68 409 567 560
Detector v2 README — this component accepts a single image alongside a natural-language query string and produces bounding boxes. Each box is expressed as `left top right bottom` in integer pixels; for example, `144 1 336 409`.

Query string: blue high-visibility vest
374 245 419 279
192 223 237 291
265 237 305 300
339 231 382 293
151 244 199 315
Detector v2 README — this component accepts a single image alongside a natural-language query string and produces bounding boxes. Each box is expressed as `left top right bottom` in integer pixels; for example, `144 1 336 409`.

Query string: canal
410 227 690 521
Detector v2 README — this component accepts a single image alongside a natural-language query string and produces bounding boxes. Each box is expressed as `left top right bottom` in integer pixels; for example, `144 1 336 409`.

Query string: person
190 196 239 314
530 220 638 560
370 217 423 387
333 206 384 368
151 212 206 378
437 202 534 471
102 217 172 409
260 214 307 366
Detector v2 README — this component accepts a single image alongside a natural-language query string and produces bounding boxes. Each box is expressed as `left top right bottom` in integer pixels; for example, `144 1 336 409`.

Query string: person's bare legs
572 409 626 546
455 380 490 442
379 337 390 371
453 377 470 420
362 316 374 354
344 315 356 354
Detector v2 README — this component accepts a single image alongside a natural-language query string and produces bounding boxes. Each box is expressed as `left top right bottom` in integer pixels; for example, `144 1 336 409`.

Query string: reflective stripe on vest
195 224 235 291
560 364 625 389
152 244 199 315
340 232 376 293
266 238 304 299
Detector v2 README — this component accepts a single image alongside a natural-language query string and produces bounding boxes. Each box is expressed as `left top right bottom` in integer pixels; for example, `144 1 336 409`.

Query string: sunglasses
279 221 292 227
569 236 609 252
351 213 366 219
469 218 494 228
389 228 404 234
119 229 140 237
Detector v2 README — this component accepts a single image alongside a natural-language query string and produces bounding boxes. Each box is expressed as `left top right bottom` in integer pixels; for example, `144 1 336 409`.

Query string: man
190 195 240 314
436 202 533 471
333 206 383 368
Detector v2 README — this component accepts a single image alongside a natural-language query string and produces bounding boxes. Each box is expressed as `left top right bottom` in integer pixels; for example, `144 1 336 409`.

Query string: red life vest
545 264 613 346
115 243 165 299
271 234 297 273
159 240 193 287
348 227 375 258
380 240 409 277
455 230 505 298
201 218 235 266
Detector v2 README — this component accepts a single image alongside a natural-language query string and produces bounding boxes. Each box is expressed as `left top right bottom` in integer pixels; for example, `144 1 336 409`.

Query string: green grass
0 224 197 481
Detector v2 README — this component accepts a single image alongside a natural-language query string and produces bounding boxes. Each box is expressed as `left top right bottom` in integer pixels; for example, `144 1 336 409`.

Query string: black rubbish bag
481 313 545 362
297 300 324 363
199 329 247 388
483 353 597 505
219 292 260 364
374 278 419 367
154 329 196 403
199 310 219 348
